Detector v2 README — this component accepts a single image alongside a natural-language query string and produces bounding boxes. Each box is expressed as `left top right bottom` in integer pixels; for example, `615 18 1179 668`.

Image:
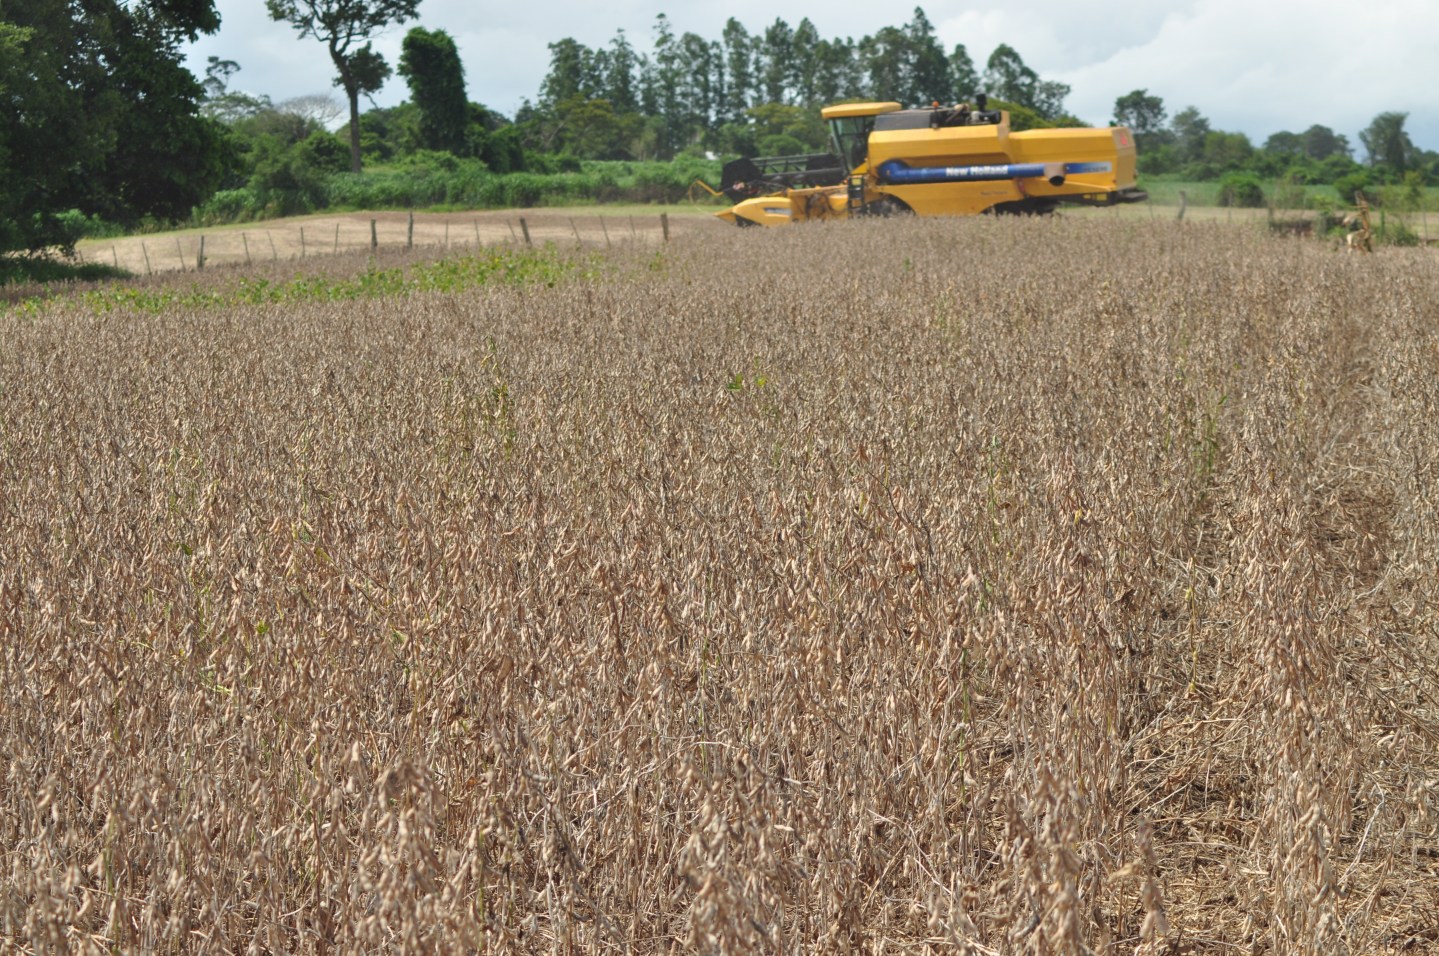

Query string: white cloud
184 0 1438 150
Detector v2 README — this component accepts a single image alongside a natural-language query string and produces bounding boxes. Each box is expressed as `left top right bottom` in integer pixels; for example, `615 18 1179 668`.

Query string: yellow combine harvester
711 95 1146 226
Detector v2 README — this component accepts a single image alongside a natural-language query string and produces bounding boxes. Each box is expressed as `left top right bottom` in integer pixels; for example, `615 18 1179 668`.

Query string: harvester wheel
865 197 913 218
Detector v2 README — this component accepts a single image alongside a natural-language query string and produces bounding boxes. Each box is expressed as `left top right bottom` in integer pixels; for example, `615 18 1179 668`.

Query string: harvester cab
712 95 1148 227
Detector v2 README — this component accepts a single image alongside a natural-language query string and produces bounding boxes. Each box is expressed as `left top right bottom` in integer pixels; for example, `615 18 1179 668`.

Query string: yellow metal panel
878 182 1024 216
820 102 902 120
866 118 1010 170
729 195 800 227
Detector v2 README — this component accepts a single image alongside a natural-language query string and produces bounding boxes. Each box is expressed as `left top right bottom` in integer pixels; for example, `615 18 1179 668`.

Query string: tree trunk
331 42 362 174
345 85 362 173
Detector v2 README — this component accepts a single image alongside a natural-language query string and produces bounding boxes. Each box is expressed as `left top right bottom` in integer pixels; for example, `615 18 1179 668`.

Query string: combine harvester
706 95 1147 226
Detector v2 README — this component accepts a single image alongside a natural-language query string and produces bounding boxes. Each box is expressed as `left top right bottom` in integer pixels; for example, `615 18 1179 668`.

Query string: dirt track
75 208 722 275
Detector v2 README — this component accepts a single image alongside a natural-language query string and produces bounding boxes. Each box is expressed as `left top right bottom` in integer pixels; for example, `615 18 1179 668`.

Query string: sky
183 0 1439 153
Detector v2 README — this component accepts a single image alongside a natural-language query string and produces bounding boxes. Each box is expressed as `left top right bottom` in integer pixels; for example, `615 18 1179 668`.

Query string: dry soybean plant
2 218 1438 953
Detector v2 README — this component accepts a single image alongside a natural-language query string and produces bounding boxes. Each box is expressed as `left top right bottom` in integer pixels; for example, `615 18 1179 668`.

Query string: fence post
300 227 306 258
141 241 152 275
370 219 378 251
242 232 251 265
175 237 184 270
475 220 482 246
196 235 205 270
519 218 532 246
112 244 119 268
334 222 340 253
1177 190 1187 222
570 217 581 245
267 232 278 261
407 210 414 249
661 212 670 242
444 221 449 248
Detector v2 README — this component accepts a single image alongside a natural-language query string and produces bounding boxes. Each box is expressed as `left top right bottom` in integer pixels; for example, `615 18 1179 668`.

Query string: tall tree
266 0 420 172
540 38 602 106
983 44 1038 108
721 18 755 120
678 32 720 140
1113 89 1167 146
1030 79 1070 119
810 37 858 106
1 0 230 253
789 18 822 106
1360 111 1414 173
859 26 909 102
759 18 793 104
949 44 978 99
903 8 950 104
399 27 468 153
605 29 639 113
649 14 685 157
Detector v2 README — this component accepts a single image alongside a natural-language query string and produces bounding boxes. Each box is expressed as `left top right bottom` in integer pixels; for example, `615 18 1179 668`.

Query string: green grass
5 246 596 316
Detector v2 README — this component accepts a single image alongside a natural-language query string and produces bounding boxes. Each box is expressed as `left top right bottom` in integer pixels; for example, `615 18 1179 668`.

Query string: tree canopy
399 27 468 154
0 0 230 254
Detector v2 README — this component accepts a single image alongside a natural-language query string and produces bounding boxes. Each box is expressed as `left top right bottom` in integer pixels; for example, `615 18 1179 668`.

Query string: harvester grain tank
713 96 1147 226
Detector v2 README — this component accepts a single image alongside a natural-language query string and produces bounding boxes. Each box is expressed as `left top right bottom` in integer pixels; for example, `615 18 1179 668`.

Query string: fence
78 212 679 276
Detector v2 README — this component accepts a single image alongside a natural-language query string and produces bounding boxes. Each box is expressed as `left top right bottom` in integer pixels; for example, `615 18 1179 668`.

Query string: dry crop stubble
2 218 1439 953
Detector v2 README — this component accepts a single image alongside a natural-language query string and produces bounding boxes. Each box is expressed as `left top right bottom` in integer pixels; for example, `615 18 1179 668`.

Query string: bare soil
75 208 722 275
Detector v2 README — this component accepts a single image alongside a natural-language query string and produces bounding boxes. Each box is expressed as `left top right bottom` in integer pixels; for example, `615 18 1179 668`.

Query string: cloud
184 0 1438 150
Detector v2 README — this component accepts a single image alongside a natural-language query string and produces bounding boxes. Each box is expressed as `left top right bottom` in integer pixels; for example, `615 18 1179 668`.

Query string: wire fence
78 212 679 276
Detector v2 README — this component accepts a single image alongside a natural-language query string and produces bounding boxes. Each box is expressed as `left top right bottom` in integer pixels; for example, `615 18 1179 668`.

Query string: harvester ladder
847 175 867 214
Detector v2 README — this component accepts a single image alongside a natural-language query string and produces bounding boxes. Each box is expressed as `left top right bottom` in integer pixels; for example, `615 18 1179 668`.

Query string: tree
276 94 347 129
1264 130 1302 156
789 18 822 106
721 18 755 120
1031 79 1070 119
399 27 469 154
860 26 909 102
201 57 273 123
1360 111 1415 174
648 14 686 157
1300 124 1350 161
677 33 722 142
1114 89 1167 144
539 38 602 106
1 0 230 254
904 8 950 105
266 0 420 173
759 18 794 104
809 37 857 106
1169 106 1210 163
604 30 640 114
983 44 1038 108
949 44 978 99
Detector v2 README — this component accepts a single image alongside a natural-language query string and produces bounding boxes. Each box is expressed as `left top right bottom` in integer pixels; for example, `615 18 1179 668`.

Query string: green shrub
1217 173 1265 208
193 188 263 224
1333 171 1377 205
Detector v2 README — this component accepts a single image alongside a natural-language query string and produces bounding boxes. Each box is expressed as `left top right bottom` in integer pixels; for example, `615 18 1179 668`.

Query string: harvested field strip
2 217 1438 953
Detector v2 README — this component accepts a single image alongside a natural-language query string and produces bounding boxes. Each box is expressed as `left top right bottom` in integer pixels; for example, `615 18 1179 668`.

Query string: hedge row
195 158 725 224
